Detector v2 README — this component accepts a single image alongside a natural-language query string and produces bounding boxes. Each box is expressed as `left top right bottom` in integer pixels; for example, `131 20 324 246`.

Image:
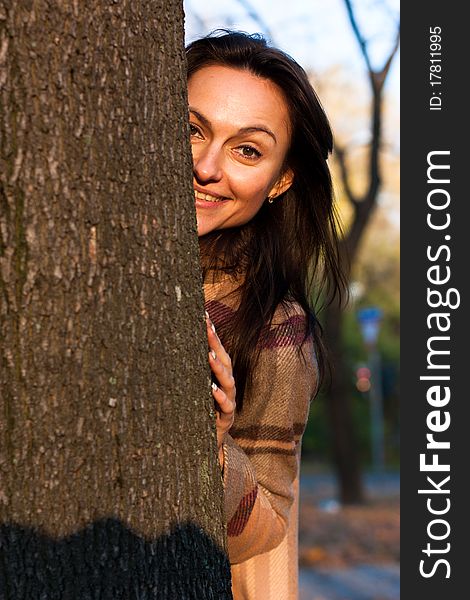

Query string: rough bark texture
0 1 231 598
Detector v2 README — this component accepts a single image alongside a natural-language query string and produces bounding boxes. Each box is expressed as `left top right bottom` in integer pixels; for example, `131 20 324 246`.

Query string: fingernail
210 350 217 360
211 322 216 334
212 382 218 391
205 310 210 319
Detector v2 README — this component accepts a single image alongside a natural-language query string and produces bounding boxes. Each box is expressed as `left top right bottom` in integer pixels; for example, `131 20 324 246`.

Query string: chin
196 218 218 237
197 223 211 237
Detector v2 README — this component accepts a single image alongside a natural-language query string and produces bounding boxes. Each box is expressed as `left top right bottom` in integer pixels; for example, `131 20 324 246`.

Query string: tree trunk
0 1 232 598
322 1 399 505
324 300 364 504
324 198 380 504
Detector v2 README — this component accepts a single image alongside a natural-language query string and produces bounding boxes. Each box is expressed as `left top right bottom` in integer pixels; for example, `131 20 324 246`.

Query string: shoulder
271 299 309 327
258 300 311 349
257 299 319 391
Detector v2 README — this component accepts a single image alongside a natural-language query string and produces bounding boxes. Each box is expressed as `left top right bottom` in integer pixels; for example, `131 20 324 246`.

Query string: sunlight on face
188 65 293 237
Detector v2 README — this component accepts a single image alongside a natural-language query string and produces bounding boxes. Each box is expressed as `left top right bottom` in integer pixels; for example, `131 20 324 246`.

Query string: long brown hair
186 31 347 410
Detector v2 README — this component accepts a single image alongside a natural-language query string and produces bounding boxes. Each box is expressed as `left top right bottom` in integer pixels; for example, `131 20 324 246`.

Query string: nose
192 143 223 184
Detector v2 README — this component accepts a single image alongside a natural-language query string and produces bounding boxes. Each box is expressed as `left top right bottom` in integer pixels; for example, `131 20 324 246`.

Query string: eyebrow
189 107 277 143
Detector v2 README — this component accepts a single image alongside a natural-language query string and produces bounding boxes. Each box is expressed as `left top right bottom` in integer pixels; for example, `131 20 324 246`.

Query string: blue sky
184 0 400 95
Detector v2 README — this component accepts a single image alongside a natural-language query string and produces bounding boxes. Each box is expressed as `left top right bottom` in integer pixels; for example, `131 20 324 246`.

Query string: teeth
194 190 226 203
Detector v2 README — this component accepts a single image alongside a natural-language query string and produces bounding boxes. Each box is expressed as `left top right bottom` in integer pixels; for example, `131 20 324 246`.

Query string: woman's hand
206 311 236 469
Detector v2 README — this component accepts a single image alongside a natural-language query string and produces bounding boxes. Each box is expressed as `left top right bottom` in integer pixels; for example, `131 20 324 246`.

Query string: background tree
323 0 399 503
0 1 232 598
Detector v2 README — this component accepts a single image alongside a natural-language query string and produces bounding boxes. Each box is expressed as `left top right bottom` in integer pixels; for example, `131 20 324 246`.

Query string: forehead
188 65 291 138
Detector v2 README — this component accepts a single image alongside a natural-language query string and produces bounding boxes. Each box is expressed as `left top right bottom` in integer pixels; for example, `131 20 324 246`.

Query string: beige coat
204 274 318 600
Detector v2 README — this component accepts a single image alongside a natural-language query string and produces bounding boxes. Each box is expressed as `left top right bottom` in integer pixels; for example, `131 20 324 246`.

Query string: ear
269 168 294 199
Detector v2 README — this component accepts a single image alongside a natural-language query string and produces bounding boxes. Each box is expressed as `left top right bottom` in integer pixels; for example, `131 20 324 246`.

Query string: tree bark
0 1 231 598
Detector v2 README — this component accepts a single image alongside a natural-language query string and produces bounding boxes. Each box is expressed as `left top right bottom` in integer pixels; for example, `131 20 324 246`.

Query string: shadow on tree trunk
0 519 233 600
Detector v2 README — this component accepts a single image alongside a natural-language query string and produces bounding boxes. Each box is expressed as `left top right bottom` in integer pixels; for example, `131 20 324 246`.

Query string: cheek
234 171 275 202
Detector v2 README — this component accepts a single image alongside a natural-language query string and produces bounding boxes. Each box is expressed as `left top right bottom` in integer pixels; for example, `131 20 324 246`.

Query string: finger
206 316 222 348
206 315 232 370
209 351 236 396
212 383 235 417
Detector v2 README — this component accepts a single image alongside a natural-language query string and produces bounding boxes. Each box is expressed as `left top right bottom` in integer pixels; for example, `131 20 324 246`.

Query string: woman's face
188 65 293 237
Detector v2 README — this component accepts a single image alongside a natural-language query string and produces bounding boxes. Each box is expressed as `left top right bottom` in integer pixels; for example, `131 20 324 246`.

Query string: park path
298 469 400 600
299 563 399 600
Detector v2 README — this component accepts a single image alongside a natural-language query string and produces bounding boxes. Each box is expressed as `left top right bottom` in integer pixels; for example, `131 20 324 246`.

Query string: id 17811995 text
429 26 442 111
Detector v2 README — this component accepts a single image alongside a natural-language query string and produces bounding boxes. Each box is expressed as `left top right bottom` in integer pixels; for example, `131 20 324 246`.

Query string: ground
297 467 400 600
299 496 399 568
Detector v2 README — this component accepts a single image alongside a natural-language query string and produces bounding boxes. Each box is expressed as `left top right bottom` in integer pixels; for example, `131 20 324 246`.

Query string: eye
236 145 262 160
189 123 202 138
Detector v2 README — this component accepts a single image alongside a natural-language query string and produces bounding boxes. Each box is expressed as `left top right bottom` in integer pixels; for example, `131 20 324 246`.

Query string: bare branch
344 0 400 95
376 24 400 89
343 0 373 74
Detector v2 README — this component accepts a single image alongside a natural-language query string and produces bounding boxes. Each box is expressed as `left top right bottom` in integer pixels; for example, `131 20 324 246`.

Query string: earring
268 196 274 204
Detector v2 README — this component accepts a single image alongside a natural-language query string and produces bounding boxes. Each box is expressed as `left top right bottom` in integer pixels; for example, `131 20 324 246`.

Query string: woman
187 31 345 600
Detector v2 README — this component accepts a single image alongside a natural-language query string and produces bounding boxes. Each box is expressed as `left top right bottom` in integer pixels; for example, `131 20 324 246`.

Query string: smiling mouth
194 190 229 203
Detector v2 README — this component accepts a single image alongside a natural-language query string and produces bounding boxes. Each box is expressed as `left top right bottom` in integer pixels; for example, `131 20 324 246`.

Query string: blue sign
357 307 383 347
